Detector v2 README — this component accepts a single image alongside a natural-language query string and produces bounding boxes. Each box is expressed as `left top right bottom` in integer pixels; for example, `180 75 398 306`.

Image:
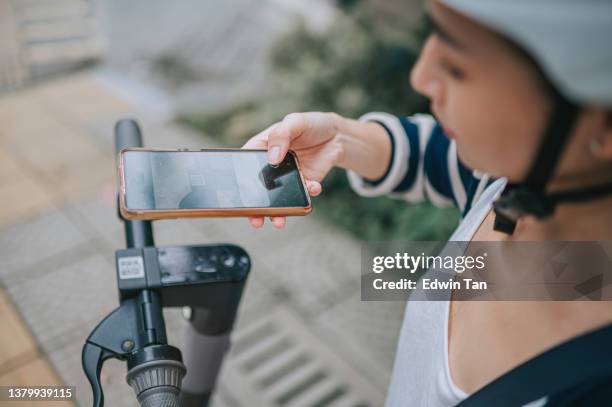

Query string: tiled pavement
0 73 406 406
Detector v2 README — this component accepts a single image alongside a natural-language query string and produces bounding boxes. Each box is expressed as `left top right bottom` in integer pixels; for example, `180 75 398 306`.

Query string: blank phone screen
123 150 309 210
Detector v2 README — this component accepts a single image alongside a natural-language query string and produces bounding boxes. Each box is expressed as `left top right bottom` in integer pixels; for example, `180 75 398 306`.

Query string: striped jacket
347 112 496 217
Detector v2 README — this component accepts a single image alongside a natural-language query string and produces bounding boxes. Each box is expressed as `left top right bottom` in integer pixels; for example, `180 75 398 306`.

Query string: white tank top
384 177 507 406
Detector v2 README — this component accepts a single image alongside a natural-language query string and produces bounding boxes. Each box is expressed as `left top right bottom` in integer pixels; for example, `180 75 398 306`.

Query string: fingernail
268 146 280 164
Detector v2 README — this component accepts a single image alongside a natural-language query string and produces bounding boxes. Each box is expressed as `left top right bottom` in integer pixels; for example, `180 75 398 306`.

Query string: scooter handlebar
115 118 143 153
113 118 154 248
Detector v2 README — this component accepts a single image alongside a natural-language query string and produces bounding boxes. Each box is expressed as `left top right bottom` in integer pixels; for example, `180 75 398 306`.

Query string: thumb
267 113 308 165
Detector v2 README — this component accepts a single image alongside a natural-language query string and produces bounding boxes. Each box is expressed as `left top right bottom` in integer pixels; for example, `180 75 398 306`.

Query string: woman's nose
410 37 444 104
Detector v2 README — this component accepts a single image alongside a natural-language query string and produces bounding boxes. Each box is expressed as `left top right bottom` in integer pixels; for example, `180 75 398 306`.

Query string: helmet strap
492 94 580 234
492 181 612 234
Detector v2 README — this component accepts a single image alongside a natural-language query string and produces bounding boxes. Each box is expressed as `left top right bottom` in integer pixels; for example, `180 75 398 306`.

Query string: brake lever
81 296 148 407
82 343 115 407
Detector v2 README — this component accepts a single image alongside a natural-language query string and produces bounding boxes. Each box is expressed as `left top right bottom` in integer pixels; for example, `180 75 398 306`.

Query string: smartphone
118 148 312 220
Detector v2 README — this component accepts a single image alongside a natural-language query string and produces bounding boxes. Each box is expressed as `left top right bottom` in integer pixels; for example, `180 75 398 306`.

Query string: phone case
118 148 312 220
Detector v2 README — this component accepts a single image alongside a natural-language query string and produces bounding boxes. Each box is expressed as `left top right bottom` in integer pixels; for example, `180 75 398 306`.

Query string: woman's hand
242 112 345 229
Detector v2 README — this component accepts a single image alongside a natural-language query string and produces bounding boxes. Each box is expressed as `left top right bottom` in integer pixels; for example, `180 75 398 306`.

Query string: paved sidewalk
0 72 405 407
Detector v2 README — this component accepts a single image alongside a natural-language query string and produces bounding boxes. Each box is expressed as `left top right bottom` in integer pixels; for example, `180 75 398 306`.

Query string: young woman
243 0 612 405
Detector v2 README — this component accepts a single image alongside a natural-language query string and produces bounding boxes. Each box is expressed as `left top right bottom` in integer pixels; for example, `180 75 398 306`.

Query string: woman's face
411 1 553 182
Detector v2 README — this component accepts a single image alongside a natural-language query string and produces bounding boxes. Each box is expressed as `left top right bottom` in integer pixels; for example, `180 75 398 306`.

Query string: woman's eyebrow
426 13 466 50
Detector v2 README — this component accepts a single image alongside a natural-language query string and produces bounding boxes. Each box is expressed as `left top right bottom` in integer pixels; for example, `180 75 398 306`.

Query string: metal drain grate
216 308 383 407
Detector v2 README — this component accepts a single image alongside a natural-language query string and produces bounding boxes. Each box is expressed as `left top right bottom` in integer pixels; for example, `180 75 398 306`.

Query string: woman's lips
437 120 456 139
443 126 456 139
431 108 456 139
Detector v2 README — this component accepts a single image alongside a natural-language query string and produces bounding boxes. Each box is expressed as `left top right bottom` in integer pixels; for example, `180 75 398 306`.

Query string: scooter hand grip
137 388 181 407
127 359 186 407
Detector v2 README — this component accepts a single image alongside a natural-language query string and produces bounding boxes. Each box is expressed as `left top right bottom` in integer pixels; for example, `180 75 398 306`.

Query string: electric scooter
82 119 251 407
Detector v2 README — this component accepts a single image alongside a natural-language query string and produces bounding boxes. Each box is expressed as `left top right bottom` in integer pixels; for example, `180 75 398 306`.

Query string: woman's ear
590 111 612 159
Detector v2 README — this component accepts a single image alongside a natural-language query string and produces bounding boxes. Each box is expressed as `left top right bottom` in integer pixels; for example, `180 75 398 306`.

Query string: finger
242 123 279 149
267 113 308 165
270 216 286 229
249 216 264 228
306 180 322 197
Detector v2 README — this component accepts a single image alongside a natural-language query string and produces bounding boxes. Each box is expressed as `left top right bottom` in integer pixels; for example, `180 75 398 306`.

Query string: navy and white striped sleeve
346 112 494 217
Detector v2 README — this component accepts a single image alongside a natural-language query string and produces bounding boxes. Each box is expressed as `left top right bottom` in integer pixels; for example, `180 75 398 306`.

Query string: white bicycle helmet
440 0 612 234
